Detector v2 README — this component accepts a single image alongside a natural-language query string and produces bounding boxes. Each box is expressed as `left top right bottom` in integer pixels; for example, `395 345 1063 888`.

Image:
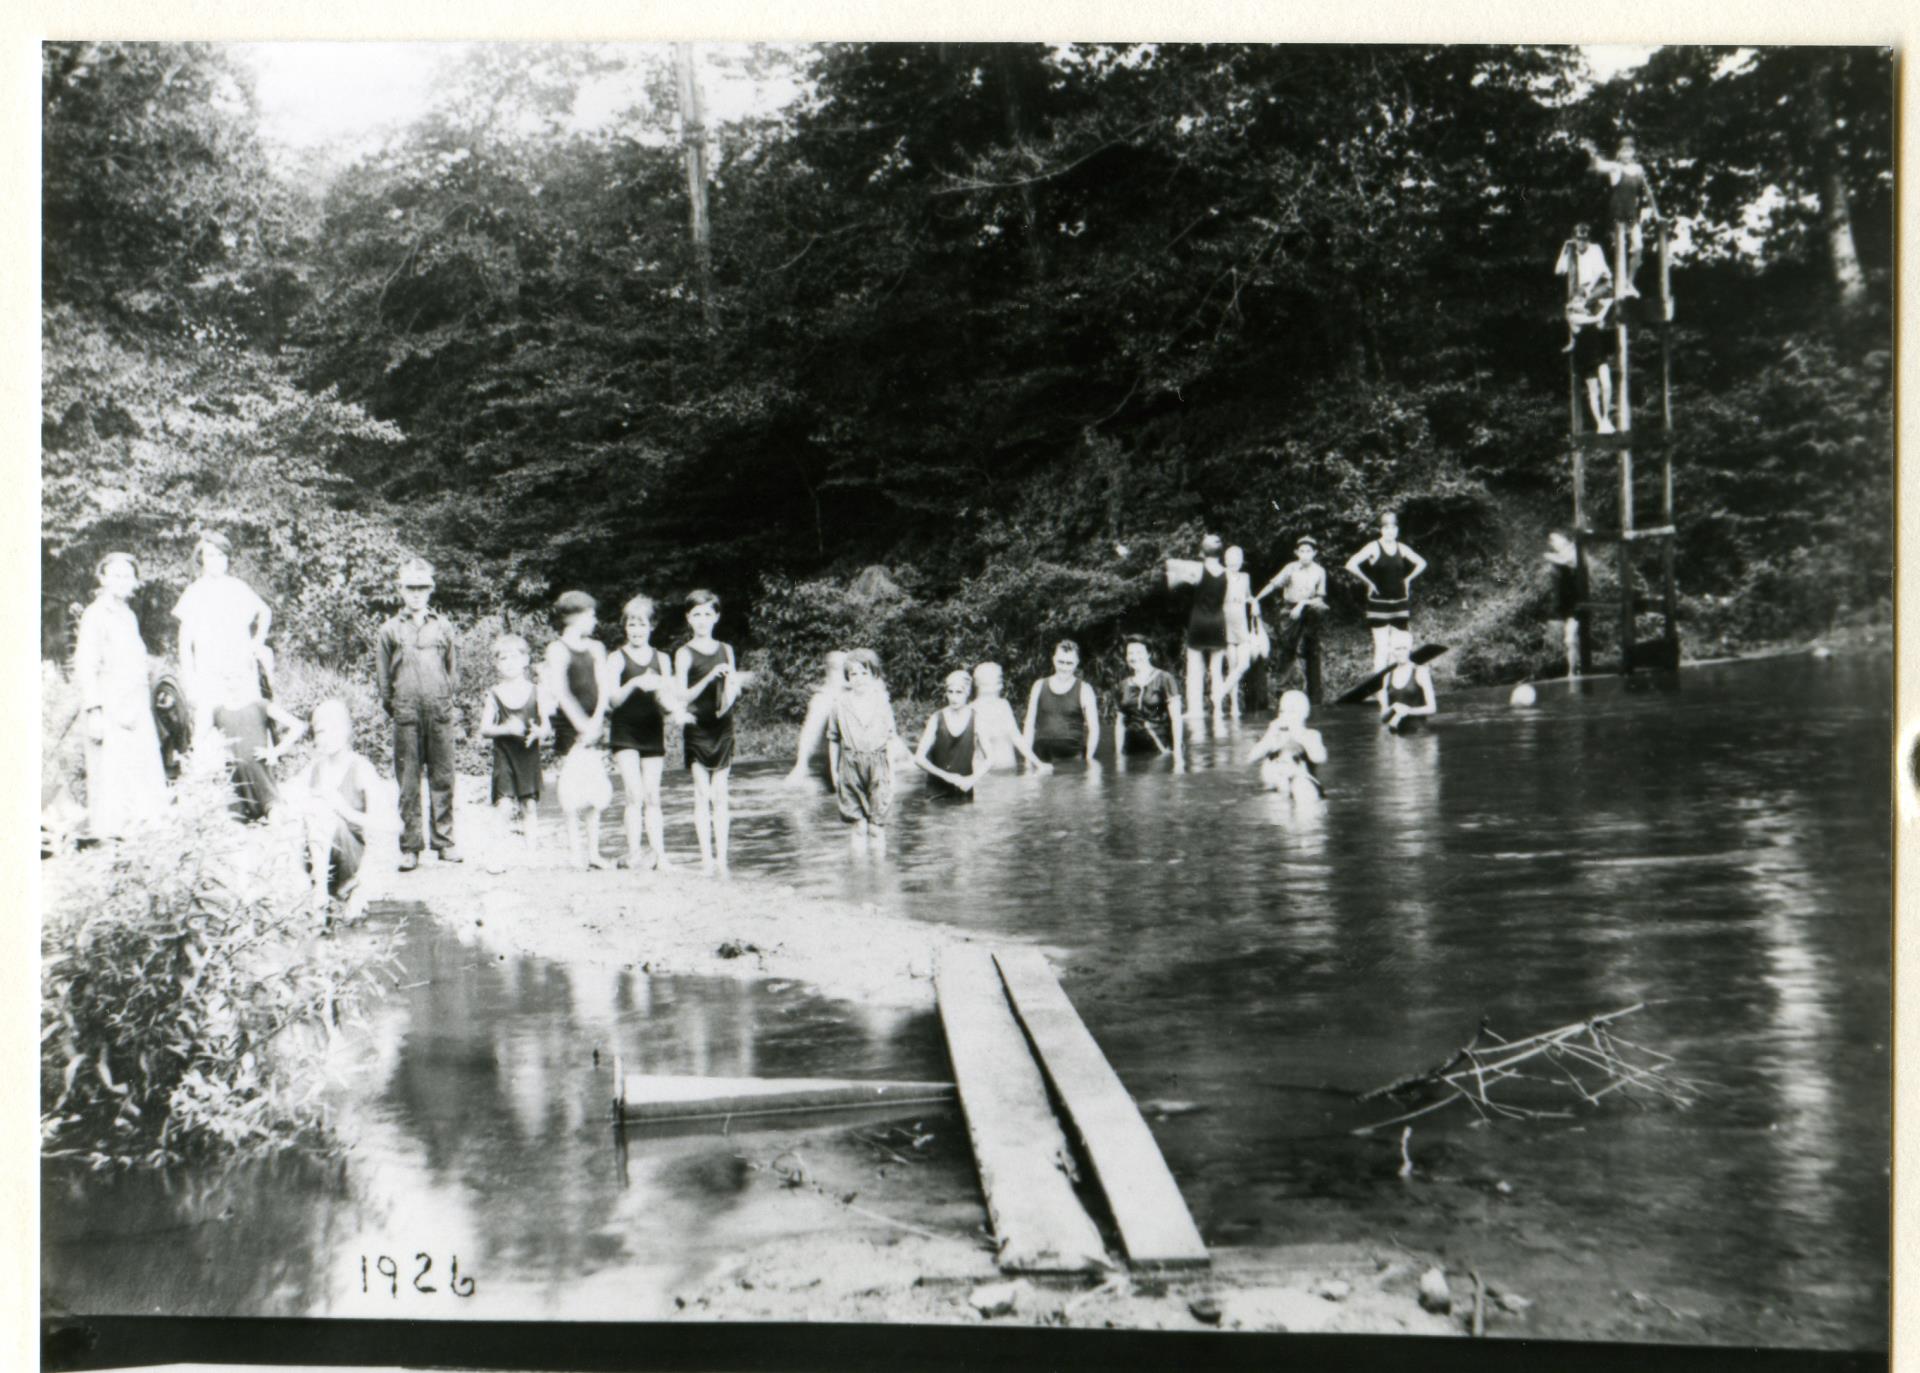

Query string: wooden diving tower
1567 219 1681 681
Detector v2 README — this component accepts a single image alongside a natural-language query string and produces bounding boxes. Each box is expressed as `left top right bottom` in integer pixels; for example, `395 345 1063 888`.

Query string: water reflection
42 656 1891 1345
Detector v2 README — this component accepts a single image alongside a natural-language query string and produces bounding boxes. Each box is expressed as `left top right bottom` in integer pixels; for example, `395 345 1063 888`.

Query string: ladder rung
1571 430 1672 453
1623 525 1676 542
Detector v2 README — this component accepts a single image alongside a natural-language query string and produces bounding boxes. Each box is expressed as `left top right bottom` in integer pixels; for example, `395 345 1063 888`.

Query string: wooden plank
615 1070 954 1123
993 948 1210 1271
935 946 1110 1275
1572 430 1670 453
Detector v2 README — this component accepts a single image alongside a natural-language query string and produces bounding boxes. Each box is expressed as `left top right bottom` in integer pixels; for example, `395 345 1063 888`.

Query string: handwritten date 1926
360 1253 476 1298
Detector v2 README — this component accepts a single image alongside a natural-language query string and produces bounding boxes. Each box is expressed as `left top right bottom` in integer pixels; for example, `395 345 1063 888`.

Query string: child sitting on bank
291 699 394 923
827 648 898 856
1248 689 1327 804
479 633 550 872
970 662 1051 774
545 590 613 869
914 670 990 800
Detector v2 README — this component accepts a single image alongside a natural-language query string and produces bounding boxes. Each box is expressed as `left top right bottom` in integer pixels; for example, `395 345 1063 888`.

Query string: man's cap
1295 535 1318 550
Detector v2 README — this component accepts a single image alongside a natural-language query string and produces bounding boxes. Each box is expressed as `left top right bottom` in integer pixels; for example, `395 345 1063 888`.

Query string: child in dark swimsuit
479 633 548 872
1378 648 1438 735
676 589 749 876
914 670 988 800
1544 530 1581 679
606 595 680 870
546 590 612 869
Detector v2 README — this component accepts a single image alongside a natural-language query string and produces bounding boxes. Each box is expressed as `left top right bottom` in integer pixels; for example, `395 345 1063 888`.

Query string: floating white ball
1509 683 1538 707
1811 645 1834 660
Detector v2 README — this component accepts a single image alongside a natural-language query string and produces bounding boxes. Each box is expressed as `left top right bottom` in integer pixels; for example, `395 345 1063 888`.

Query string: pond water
42 653 1892 1347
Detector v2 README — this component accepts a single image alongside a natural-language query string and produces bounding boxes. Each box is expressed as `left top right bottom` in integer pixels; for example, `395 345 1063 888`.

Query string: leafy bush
41 754 388 1169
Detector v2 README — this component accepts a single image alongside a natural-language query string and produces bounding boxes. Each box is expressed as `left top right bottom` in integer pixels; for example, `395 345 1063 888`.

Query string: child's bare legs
583 806 608 870
614 750 645 866
850 816 870 857
1208 649 1231 719
1370 625 1393 672
640 756 669 867
519 796 541 864
870 822 887 858
709 766 732 875
690 763 717 873
487 797 515 873
564 805 585 869
1184 648 1206 731
1562 617 1581 680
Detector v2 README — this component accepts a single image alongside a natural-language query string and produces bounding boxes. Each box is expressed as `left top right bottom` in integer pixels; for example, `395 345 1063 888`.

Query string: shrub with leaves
41 752 388 1169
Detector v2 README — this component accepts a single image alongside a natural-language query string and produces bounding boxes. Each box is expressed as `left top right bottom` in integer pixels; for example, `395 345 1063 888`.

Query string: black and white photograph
31 28 1898 1368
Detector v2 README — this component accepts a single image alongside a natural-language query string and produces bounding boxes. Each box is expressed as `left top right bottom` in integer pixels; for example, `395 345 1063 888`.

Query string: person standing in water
1248 689 1326 803
1345 512 1427 672
786 650 848 786
547 590 612 870
1378 646 1438 735
676 589 746 876
1023 639 1101 764
1113 636 1183 763
971 662 1052 774
1181 534 1230 729
914 670 989 800
828 648 899 854
1216 545 1257 719
1255 535 1329 704
605 595 678 871
1544 530 1582 679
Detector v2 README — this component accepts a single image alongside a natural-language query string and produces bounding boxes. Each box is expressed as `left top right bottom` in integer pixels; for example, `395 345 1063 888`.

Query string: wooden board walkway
935 946 1110 1275
612 1066 954 1123
994 947 1211 1271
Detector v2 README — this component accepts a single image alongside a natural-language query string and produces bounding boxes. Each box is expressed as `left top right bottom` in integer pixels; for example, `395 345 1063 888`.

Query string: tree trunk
1805 57 1868 312
675 43 715 329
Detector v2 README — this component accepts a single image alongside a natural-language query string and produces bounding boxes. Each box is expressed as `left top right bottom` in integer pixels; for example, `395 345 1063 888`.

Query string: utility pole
675 42 714 329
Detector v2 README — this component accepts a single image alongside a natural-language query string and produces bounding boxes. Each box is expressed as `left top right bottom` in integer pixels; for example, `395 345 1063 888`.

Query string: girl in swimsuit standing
1344 511 1428 671
1182 534 1230 731
547 590 612 869
676 589 748 876
606 595 680 871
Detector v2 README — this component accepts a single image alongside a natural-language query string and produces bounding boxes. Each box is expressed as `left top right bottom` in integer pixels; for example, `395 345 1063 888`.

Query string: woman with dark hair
74 552 168 837
1114 636 1183 763
1180 534 1230 728
1344 512 1428 672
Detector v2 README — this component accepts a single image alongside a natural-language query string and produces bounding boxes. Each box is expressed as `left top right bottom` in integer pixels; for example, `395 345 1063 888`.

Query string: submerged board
1333 643 1450 705
613 1068 954 1122
993 948 1210 1271
935 946 1110 1275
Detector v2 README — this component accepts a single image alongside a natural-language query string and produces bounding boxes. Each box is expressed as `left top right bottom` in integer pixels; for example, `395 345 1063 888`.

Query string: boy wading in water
676 589 747 876
1544 530 1582 680
375 558 460 870
914 670 989 800
1249 689 1327 805
479 633 549 872
546 590 613 870
1254 535 1329 705
827 648 898 856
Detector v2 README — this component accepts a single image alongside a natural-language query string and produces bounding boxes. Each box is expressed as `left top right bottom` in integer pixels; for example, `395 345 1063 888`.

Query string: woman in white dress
74 552 168 838
172 530 272 738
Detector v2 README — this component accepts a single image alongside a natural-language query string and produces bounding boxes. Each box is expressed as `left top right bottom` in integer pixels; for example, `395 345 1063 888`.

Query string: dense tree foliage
43 42 1893 696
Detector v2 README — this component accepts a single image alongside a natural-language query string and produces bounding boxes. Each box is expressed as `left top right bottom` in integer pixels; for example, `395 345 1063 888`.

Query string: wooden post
1615 221 1635 677
674 42 714 329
